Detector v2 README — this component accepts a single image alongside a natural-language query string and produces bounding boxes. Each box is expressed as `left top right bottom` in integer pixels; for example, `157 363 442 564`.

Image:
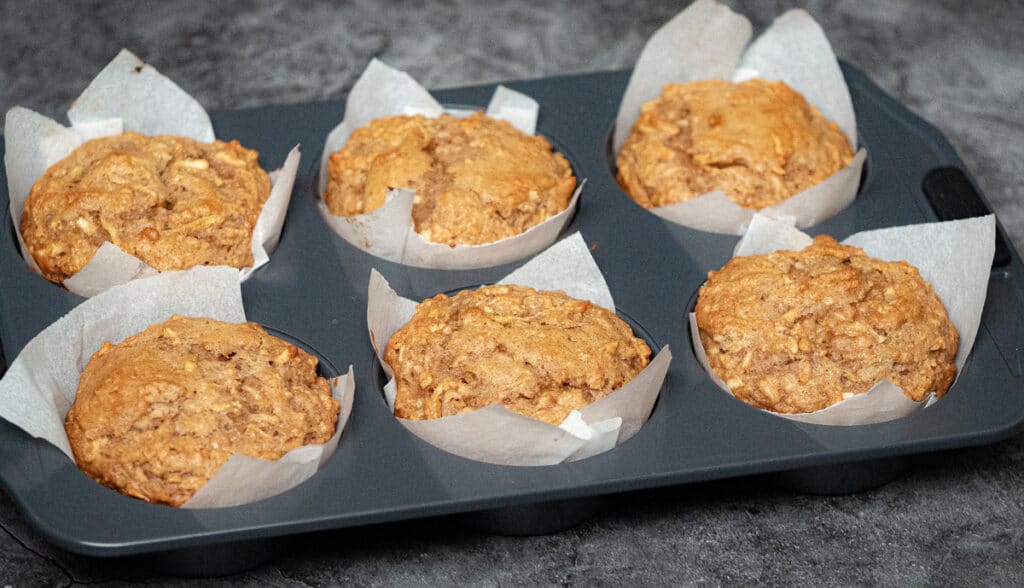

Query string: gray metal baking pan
1 63 1022 574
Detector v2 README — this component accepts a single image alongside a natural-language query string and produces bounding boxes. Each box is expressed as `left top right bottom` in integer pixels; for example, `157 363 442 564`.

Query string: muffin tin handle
922 166 1011 267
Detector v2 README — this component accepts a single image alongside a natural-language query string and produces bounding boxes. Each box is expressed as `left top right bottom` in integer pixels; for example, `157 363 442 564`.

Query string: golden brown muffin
695 236 958 414
385 285 651 425
65 315 338 507
324 112 576 246
22 132 271 283
617 78 854 210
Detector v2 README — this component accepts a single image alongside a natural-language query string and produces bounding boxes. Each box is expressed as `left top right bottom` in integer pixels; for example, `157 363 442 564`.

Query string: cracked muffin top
616 78 853 210
324 112 576 246
385 284 651 425
695 235 958 414
65 315 338 507
21 131 271 283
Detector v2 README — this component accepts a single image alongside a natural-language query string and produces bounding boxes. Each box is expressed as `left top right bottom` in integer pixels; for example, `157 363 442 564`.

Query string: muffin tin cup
4 49 301 297
770 454 912 496
0 65 1022 572
316 59 583 270
0 266 354 509
688 213 994 425
612 1 866 234
366 233 671 466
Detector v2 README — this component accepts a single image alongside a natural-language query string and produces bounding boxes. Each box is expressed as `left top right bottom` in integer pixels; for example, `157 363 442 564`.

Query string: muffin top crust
695 235 958 413
386 284 651 425
617 78 853 210
325 112 576 246
65 315 338 506
22 131 270 283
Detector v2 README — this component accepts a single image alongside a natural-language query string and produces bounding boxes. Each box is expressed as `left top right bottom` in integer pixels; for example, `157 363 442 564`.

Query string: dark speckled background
2 0 1024 584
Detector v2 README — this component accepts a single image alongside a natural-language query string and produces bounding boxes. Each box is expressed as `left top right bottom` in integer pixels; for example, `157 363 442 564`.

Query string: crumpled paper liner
690 213 995 425
318 58 582 270
0 266 354 508
3 49 301 297
367 232 671 465
613 0 867 235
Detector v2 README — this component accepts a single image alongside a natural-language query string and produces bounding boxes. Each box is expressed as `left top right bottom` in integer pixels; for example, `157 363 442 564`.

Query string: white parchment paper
318 58 582 270
690 213 996 425
3 49 301 297
367 232 671 465
613 0 866 235
0 266 354 508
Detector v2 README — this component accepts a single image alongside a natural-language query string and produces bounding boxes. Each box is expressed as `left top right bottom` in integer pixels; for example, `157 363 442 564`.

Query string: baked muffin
21 132 271 283
65 315 338 506
324 112 576 246
695 236 958 414
385 284 651 425
617 78 854 210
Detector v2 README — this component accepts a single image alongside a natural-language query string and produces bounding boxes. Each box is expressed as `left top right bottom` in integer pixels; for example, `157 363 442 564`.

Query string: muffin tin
1 63 1023 574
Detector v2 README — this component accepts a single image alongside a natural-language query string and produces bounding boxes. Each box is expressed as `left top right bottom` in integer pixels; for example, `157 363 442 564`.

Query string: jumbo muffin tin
1 64 1023 574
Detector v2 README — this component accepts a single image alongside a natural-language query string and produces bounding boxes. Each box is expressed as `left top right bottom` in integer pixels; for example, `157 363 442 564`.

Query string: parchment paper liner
612 0 867 235
318 58 583 270
367 232 671 465
3 49 301 297
0 266 354 508
689 213 995 425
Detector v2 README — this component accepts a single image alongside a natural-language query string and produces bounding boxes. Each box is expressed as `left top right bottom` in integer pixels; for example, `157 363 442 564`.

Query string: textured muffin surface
22 132 271 283
695 236 958 414
324 112 576 246
65 315 338 507
385 285 651 425
617 78 854 210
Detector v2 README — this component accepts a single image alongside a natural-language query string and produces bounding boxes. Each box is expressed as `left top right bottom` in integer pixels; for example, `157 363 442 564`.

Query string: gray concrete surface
1 0 1023 584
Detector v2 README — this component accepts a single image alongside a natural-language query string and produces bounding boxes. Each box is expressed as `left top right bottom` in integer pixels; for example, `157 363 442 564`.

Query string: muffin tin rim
0 64 1021 558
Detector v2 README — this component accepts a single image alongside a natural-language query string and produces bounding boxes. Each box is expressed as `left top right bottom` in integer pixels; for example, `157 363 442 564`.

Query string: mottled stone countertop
2 0 1023 584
